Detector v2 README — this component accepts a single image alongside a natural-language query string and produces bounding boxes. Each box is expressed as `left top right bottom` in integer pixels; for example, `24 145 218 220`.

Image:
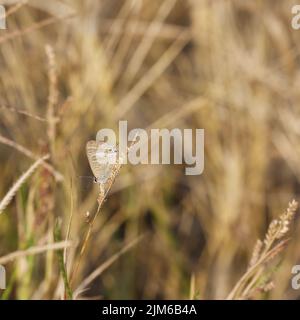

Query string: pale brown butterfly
86 140 120 196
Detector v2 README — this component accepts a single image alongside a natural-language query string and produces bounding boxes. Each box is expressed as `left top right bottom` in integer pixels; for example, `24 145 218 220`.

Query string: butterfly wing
86 140 103 181
86 140 119 184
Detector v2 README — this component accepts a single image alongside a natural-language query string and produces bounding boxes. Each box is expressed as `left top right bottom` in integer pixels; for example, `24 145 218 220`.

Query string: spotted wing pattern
86 140 118 184
86 140 102 181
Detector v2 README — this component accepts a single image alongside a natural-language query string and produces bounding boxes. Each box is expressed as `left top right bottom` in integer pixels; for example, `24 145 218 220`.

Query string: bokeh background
1 0 300 299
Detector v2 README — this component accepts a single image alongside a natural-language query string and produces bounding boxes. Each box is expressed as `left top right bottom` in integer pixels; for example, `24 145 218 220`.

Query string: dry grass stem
0 134 63 181
0 241 72 265
0 155 49 215
226 200 298 300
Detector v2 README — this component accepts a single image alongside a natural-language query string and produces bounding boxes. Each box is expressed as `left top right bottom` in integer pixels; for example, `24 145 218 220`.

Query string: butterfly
86 140 120 196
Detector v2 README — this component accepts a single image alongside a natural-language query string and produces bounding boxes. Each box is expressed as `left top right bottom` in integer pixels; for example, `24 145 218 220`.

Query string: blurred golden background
1 0 300 299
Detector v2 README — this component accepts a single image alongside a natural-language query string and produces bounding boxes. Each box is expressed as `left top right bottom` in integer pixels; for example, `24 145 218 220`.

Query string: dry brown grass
0 0 300 300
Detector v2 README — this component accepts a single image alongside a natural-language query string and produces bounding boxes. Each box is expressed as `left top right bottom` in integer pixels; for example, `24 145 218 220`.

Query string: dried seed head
264 200 298 246
249 239 263 268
